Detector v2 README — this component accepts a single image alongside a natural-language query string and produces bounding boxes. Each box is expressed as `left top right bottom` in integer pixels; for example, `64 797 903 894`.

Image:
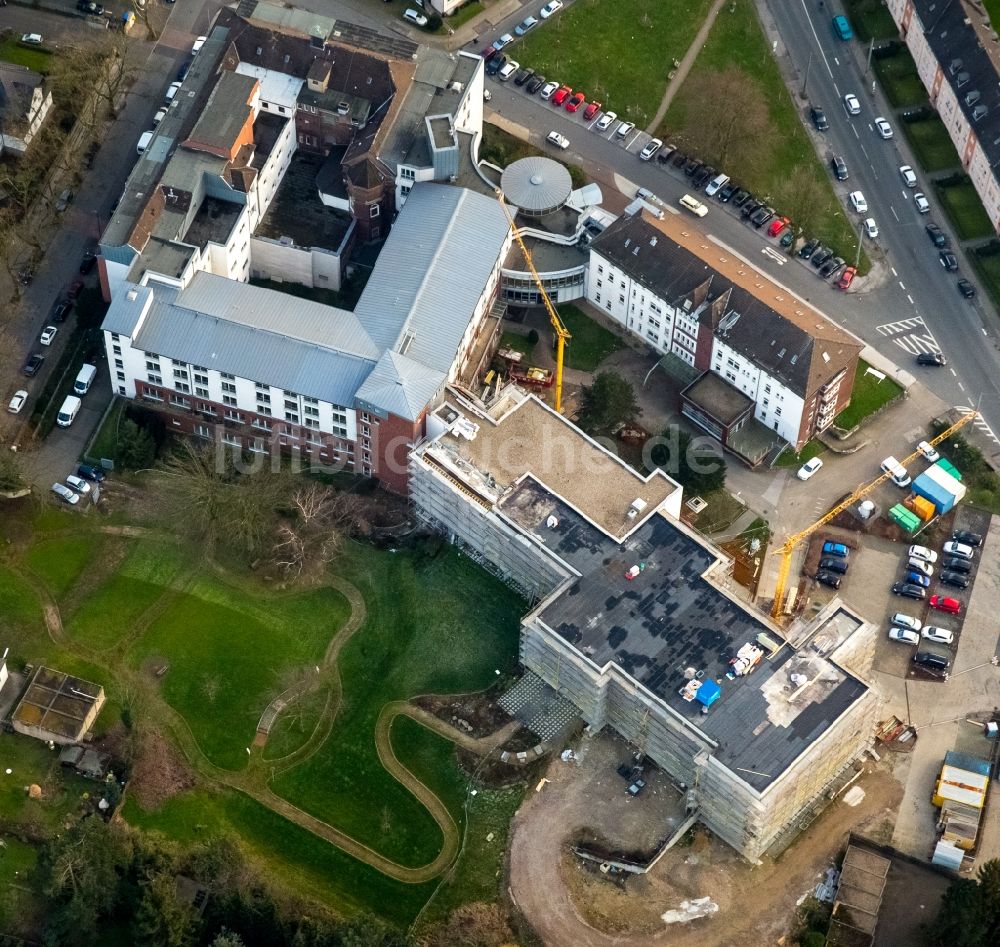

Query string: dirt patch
413 689 514 739
129 729 194 810
509 730 905 947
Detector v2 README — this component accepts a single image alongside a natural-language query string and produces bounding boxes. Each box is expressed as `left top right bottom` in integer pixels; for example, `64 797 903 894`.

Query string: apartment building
587 211 862 460
410 390 878 862
886 0 1000 233
0 63 53 158
101 183 513 493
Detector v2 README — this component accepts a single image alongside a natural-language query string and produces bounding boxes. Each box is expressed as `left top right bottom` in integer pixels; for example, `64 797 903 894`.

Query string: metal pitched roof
355 350 445 422
176 272 379 359
353 183 511 372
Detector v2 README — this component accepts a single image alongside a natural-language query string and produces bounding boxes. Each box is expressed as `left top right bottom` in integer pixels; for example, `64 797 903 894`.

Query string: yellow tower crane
770 411 979 619
494 188 572 413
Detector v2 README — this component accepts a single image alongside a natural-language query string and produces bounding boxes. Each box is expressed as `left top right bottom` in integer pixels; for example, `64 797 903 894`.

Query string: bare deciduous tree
271 482 357 578
776 165 834 240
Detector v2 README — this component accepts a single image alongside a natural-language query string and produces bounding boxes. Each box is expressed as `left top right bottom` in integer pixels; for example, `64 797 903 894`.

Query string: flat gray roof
506 479 868 791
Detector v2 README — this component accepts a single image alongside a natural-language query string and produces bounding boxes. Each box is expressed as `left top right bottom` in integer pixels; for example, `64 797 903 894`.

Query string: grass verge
970 249 1000 312
873 49 927 108
833 360 904 430
843 0 898 41
511 0 714 127
85 397 124 466
774 440 825 468
558 303 624 372
902 116 958 174
446 0 483 29
934 179 994 241
498 330 537 358
480 123 585 188
0 38 52 73
690 489 746 534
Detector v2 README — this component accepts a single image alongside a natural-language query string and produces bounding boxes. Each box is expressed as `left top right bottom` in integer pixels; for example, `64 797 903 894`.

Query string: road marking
950 368 957 376
899 281 906 290
891 206 899 221
958 382 966 391
907 294 914 305
625 130 642 148
875 315 943 355
801 0 835 78
834 83 841 97
860 143 870 162
984 327 989 336
956 406 1000 445
762 247 786 265
891 267 898 276
852 125 859 138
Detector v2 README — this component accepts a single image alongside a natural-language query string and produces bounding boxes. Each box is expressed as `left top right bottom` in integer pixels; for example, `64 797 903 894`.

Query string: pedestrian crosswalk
875 316 942 355
955 405 1000 446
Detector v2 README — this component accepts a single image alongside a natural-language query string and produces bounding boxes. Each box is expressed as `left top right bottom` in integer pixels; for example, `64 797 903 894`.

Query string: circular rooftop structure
501 156 573 217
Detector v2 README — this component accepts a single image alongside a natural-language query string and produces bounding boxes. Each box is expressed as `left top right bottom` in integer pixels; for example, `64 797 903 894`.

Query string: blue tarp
945 750 991 778
696 679 721 708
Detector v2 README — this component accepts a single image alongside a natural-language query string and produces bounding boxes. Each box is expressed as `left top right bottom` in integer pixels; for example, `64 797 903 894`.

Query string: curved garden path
11 532 514 885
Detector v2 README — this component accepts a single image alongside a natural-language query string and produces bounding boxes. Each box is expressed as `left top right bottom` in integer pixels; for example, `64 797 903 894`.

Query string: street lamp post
854 219 866 270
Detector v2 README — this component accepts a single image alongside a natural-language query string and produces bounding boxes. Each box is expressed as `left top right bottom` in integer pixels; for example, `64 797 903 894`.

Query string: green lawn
511 0 714 127
0 38 52 73
833 360 904 431
935 179 994 241
64 540 190 651
843 0 898 41
873 50 927 108
775 440 825 468
24 534 109 599
261 686 329 761
903 117 959 174
270 545 522 870
970 249 1000 312
0 568 46 658
131 579 349 770
85 398 125 466
498 330 537 358
690 489 746 534
123 788 435 926
662 0 865 268
445 0 483 28
559 304 624 372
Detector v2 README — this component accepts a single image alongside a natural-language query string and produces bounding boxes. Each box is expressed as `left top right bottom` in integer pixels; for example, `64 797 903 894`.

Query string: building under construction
410 387 879 861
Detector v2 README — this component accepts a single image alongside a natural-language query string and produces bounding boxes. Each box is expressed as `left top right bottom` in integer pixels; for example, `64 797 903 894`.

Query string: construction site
410 388 880 862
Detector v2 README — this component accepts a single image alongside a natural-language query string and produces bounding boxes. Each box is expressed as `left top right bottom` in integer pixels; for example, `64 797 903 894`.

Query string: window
142 386 163 401
285 411 299 424
306 417 320 429
595 293 601 304
113 345 122 356
775 407 781 417
250 438 267 453
221 381 236 394
116 371 126 381
401 167 415 181
146 360 160 372
257 393 271 405
172 359 186 368
304 405 319 418
255 381 269 391
619 295 625 304
174 381 190 394
283 398 298 411
303 396 317 405
596 280 602 288
281 424 297 437
115 359 124 369
195 424 211 439
224 410 243 422
369 203 380 218
194 373 208 386
222 434 241 447
223 395 237 407
111 333 120 342
252 419 272 432
169 394 190 407
257 405 272 416
220 372 235 380
147 373 162 385
118 386 126 396
195 386 209 399
197 402 215 415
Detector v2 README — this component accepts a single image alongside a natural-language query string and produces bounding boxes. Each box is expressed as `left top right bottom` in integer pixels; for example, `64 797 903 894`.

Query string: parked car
909 545 938 563
914 651 950 671
595 110 616 130
65 475 92 496
51 301 72 323
191 35 207 54
39 325 58 346
77 464 107 483
926 223 948 247
583 101 601 121
616 121 636 138
810 105 829 131
730 188 751 207
892 582 926 600
717 182 738 202
957 279 977 298
693 165 716 189
539 80 559 99
797 457 823 480
929 594 961 614
639 138 663 160
874 116 893 139
891 613 921 632
831 155 849 181
515 15 538 34
916 352 946 367
750 206 774 228
7 390 28 414
51 483 80 506
940 571 970 589
66 280 84 300
816 570 842 589
811 247 833 267
164 81 182 102
903 571 930 588
917 440 940 462
513 67 534 86
799 238 820 259
864 218 878 239
498 60 519 81
822 541 849 558
741 199 762 219
888 628 920 645
565 91 586 112
942 541 974 560
492 33 514 50
914 192 930 213
952 530 983 547
939 251 958 272
551 85 572 106
907 557 933 577
899 165 918 188
526 74 547 94
819 557 849 575
79 252 97 275
832 14 853 40
767 215 790 238
837 266 857 290
546 131 570 150
849 191 867 213
22 354 45 377
942 557 972 575
21 34 44 47
672 151 690 168
539 0 563 17
820 256 846 279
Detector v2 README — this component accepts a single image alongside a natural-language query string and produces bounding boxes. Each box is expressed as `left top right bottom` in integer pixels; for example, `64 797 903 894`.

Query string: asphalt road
479 1 1000 451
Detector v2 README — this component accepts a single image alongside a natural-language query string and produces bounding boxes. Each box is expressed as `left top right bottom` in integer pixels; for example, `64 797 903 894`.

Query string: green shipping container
889 505 921 533
936 459 962 481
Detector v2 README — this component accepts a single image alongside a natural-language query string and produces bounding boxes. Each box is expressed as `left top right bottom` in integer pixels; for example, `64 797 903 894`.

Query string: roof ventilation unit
627 498 648 520
956 71 970 88
966 89 981 106
973 105 989 122
949 58 964 75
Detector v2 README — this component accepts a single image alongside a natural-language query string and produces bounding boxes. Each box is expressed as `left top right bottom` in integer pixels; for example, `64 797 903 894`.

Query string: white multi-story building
586 210 862 460
886 0 1000 233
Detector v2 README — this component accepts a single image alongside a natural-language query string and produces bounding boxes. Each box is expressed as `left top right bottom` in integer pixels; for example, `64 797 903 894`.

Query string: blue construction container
912 471 959 515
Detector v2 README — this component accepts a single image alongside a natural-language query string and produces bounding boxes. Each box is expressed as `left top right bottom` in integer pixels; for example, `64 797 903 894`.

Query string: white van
74 364 97 396
57 395 82 428
679 193 708 217
137 131 154 156
880 456 911 488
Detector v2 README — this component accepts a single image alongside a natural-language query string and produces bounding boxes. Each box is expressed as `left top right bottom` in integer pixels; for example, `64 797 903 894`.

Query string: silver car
51 483 80 505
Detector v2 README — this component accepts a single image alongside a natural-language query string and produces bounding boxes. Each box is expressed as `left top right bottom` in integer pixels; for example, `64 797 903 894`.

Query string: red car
551 85 572 106
767 216 790 238
583 101 601 121
929 595 961 615
565 91 586 113
481 47 496 60
837 266 857 290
